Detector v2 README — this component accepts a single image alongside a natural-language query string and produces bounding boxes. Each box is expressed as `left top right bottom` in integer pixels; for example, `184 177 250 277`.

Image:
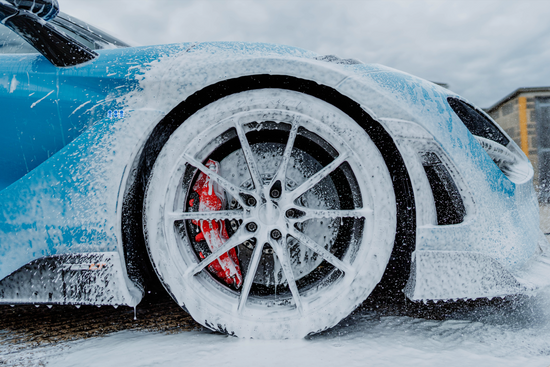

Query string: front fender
0 109 164 281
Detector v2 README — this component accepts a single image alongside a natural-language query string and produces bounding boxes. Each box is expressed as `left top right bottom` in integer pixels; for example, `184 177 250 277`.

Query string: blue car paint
0 44 194 191
0 48 155 278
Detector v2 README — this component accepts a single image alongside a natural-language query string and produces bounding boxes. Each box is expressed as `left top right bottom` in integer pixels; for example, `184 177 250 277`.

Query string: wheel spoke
238 232 267 313
289 153 349 201
189 226 253 276
168 210 244 222
287 207 372 222
234 121 264 194
183 153 253 207
272 122 299 187
288 228 354 276
271 237 303 314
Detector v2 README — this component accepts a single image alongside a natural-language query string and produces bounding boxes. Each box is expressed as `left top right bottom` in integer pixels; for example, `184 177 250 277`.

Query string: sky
60 0 550 109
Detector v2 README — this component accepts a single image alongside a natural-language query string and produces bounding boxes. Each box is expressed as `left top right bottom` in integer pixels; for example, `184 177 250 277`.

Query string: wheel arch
121 74 416 302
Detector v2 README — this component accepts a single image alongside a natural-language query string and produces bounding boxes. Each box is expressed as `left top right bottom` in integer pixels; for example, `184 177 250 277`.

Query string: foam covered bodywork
0 40 548 307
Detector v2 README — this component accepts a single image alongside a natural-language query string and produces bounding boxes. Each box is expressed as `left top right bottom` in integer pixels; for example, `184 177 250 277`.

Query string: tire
143 88 397 339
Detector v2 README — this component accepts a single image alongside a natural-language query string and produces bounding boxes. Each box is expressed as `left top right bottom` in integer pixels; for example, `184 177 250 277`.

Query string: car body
1 0 549 338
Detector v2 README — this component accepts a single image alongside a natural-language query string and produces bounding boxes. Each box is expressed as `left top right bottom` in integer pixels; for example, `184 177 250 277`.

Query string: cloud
60 0 550 108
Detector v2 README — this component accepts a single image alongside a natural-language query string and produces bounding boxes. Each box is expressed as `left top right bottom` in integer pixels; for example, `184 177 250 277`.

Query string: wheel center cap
258 203 280 225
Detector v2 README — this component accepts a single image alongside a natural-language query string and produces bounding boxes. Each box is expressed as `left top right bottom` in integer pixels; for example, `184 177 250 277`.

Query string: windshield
0 11 129 54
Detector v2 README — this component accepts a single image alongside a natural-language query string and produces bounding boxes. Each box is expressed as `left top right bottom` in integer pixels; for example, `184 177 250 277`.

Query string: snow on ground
4 289 549 367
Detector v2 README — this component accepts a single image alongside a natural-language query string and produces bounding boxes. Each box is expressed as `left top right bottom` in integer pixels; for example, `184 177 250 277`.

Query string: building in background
486 87 550 201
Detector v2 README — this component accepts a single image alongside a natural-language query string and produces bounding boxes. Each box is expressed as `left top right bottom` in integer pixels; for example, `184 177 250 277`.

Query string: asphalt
0 291 201 352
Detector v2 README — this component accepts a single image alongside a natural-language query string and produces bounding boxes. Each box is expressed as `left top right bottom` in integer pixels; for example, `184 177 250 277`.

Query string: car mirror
0 0 97 66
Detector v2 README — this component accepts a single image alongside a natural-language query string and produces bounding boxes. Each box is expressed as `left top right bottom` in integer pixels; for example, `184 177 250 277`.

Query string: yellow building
486 87 550 198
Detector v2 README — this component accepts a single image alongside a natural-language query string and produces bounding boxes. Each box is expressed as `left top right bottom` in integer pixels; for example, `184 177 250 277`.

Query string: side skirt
0 252 142 306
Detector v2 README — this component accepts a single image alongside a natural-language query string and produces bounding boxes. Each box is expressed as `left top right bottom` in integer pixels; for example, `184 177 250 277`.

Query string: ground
2 293 550 366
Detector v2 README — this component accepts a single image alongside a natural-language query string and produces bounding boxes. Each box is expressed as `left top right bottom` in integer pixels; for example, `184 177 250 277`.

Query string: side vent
421 152 466 225
447 97 509 146
447 97 530 183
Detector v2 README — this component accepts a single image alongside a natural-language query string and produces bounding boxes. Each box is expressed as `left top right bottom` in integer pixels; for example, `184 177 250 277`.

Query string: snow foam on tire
144 89 396 339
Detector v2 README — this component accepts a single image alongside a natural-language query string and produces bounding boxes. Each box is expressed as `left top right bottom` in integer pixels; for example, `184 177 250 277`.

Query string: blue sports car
1 0 549 339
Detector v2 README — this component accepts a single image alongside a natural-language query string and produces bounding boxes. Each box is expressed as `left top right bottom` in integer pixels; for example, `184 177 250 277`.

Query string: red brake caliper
190 159 243 288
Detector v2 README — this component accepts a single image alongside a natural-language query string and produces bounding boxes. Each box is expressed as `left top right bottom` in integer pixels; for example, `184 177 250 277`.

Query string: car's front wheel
143 88 396 338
